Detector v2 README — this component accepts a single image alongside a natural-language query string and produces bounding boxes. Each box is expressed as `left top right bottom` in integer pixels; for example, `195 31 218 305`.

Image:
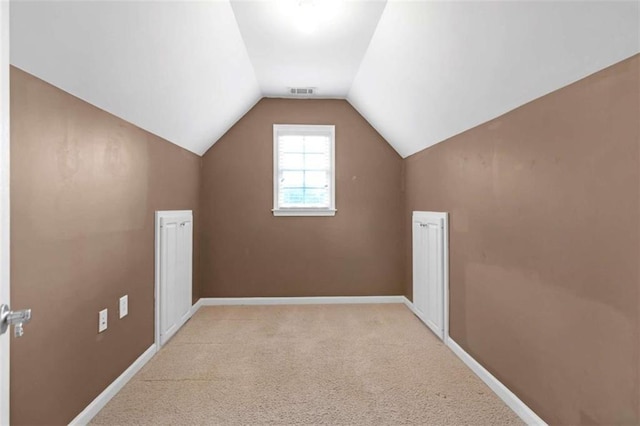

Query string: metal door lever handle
0 304 32 337
7 309 31 324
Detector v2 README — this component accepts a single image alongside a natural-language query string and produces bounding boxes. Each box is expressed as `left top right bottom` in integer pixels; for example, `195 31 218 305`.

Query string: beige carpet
91 304 523 425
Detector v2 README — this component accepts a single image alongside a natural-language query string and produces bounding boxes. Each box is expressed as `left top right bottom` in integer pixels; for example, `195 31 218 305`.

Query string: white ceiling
230 0 386 97
348 0 640 158
10 0 260 156
9 1 640 158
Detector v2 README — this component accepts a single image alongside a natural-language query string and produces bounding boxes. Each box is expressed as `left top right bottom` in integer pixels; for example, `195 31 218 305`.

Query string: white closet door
177 219 193 324
160 217 178 343
413 221 427 317
412 211 448 341
424 219 443 335
157 211 193 347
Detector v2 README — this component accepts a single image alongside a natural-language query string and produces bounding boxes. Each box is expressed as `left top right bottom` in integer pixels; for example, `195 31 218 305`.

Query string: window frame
272 124 336 217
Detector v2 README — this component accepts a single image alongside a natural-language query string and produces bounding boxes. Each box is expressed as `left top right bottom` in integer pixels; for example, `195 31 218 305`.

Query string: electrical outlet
98 309 108 333
119 295 128 319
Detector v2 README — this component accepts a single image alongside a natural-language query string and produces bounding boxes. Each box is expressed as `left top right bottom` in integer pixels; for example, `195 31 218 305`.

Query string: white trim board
191 298 203 315
446 339 547 426
73 295 544 426
403 296 545 426
402 296 426 325
0 1 10 423
68 295 404 423
68 344 156 426
198 296 405 306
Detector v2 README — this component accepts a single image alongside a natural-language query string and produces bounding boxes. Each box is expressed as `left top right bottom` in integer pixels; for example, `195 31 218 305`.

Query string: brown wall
10 53 639 424
9 67 202 425
200 98 404 297
404 55 640 424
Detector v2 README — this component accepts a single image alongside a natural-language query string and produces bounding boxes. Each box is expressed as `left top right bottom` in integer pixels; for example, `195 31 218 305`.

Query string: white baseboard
68 344 156 426
197 295 405 306
70 297 543 426
446 338 547 426
191 298 203 314
402 296 448 342
402 297 545 425
68 297 401 424
402 296 420 316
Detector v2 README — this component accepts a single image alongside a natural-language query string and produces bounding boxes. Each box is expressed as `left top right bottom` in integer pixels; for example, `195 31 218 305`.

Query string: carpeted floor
91 304 523 425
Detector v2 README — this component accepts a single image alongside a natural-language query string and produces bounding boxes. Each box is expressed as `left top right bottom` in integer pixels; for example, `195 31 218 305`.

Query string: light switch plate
98 309 108 333
119 295 128 319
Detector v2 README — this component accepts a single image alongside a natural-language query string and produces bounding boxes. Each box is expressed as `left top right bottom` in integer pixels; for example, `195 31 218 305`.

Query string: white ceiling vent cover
289 87 316 96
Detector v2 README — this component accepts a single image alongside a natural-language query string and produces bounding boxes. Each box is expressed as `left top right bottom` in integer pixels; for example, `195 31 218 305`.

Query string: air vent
289 87 316 96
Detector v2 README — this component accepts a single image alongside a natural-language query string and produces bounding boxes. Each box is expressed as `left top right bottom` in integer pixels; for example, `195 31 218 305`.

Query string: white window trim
273 124 336 217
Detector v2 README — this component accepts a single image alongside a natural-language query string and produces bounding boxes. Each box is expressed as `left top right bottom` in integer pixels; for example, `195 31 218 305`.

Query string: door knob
0 304 32 338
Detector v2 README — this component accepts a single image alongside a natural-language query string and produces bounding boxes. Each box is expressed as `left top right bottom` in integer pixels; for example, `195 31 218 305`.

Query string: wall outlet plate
98 309 108 333
119 295 128 319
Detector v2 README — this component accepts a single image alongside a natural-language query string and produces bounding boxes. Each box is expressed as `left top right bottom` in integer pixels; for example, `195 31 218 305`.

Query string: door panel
157 212 192 347
412 212 448 341
412 221 426 317
160 219 178 344
424 221 443 335
178 220 192 323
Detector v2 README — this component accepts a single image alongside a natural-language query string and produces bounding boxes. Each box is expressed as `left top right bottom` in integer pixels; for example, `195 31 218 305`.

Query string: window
273 124 336 216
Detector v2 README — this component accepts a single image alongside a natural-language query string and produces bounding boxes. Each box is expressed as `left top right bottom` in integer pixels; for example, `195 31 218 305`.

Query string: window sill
272 209 337 217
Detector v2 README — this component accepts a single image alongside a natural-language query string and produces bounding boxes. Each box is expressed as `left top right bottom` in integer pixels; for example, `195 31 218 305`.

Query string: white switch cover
98 309 108 333
119 295 128 319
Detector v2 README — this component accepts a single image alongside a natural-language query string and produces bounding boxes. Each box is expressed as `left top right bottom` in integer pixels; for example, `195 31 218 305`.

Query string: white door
412 221 426 316
156 211 193 347
412 211 449 341
1 1 10 422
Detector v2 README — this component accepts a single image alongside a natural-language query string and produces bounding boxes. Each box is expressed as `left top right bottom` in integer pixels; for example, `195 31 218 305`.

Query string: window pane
304 136 329 153
281 171 304 188
280 188 305 206
280 188 330 208
304 188 329 206
279 136 304 152
280 153 304 170
305 153 329 170
305 171 328 188
275 126 333 211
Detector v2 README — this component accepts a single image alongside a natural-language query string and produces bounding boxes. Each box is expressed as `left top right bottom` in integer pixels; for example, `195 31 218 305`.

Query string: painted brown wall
9 67 202 425
404 55 640 424
200 98 404 297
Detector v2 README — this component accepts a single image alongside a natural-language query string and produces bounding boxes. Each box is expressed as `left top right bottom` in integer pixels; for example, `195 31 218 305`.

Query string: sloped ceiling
10 1 640 158
230 0 386 97
10 0 260 156
348 0 640 158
